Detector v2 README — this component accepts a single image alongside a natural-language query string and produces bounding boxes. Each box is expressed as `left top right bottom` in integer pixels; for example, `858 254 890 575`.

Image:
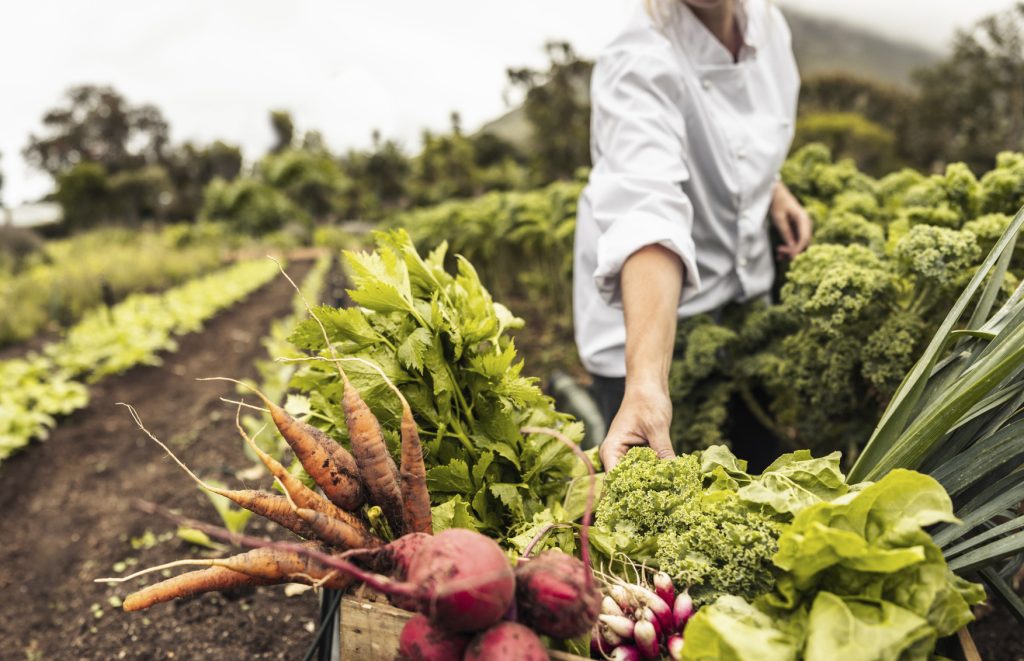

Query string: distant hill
477 7 940 146
786 9 939 86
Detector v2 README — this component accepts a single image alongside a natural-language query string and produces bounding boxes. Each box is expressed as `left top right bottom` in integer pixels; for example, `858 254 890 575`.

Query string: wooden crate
338 596 589 660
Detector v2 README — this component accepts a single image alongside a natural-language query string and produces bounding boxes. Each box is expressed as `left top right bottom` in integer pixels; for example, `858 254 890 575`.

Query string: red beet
397 614 471 660
515 549 601 638
405 528 515 632
464 622 550 661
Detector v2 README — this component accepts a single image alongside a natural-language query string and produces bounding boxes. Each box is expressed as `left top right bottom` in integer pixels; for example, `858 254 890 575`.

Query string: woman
574 0 812 470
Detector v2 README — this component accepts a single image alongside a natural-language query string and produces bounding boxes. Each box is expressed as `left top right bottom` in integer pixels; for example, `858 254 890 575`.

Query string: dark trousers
589 374 626 430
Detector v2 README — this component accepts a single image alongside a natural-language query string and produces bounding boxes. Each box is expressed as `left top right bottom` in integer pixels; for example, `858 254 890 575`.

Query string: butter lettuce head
681 470 985 661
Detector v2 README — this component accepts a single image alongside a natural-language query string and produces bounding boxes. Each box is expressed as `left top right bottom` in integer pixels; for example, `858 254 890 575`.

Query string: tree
23 85 169 178
201 176 307 235
108 165 173 224
908 3 1024 172
164 141 243 219
55 162 112 230
507 41 593 183
409 116 478 206
261 148 351 222
270 110 295 154
793 112 901 175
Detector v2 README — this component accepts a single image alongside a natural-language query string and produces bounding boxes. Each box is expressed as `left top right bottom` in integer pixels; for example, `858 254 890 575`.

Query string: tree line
11 3 1024 236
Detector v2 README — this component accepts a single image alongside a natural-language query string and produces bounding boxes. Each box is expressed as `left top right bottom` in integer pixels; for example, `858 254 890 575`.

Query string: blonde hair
643 0 672 26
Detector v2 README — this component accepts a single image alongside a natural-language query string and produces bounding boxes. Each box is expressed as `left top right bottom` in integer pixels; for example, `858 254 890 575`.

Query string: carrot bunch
101 270 434 612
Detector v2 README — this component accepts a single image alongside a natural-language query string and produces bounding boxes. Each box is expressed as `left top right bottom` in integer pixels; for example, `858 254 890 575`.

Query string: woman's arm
599 244 683 471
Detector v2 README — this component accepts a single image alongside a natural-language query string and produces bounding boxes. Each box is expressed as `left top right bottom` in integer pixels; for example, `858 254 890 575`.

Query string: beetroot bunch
395 543 602 661
592 573 695 660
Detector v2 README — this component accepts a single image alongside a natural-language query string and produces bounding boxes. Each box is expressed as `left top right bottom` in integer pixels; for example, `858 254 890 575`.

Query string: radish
515 427 602 639
673 590 694 630
634 620 659 660
609 584 635 616
349 531 432 611
591 623 615 656
603 595 626 618
599 614 635 640
622 584 673 635
597 619 624 647
464 622 549 661
639 606 662 641
667 635 685 661
610 645 642 661
653 571 675 608
397 615 470 660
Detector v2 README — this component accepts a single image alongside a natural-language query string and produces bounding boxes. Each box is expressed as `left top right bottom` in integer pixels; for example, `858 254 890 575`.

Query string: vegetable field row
0 258 280 462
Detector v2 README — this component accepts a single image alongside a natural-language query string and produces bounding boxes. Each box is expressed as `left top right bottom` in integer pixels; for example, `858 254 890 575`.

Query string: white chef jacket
573 0 800 377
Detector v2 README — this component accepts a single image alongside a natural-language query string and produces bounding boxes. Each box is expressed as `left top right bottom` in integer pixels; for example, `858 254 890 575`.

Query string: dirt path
0 259 323 660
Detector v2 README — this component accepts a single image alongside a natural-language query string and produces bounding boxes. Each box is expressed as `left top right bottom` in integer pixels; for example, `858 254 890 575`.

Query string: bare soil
0 260 325 661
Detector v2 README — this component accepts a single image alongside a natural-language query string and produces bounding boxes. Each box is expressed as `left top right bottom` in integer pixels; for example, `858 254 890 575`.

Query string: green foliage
793 112 900 175
288 231 581 542
0 226 225 348
907 4 1024 172
506 42 593 184
201 176 308 235
594 446 849 606
0 259 279 463
261 148 351 222
682 471 985 661
667 145 1024 456
56 162 112 229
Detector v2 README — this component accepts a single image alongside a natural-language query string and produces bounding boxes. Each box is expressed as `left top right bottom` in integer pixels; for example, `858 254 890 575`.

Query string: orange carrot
122 566 271 611
115 547 353 611
200 377 365 511
294 507 383 550
272 259 406 536
234 406 371 537
342 380 406 536
120 403 318 540
341 357 432 535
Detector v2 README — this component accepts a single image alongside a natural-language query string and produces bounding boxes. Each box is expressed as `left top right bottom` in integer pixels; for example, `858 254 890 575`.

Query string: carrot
120 403 317 540
276 477 383 550
199 377 365 511
121 566 271 612
271 260 406 538
294 507 383 550
108 547 354 611
233 405 371 537
341 357 432 535
341 378 406 536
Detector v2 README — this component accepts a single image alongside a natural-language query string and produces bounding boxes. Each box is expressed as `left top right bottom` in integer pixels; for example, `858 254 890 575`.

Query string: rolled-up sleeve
588 49 701 307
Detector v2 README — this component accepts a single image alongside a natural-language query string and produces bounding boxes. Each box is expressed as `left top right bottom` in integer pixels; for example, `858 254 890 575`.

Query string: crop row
0 258 281 463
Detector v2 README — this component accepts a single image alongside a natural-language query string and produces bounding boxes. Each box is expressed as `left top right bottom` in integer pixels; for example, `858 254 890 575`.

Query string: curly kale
596 448 782 605
814 212 885 253
862 310 927 394
895 224 981 291
980 151 1024 214
899 163 982 228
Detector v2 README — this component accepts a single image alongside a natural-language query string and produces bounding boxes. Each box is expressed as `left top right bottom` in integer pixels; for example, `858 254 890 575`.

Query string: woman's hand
771 181 813 260
600 382 675 471
599 244 682 471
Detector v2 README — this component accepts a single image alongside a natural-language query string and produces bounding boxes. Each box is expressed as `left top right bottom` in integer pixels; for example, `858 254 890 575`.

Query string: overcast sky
0 0 1016 207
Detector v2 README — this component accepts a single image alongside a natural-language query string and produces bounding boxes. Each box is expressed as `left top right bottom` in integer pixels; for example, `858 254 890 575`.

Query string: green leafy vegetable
289 230 580 543
682 470 985 661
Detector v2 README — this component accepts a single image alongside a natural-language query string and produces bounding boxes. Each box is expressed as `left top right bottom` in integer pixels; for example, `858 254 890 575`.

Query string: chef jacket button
702 79 711 90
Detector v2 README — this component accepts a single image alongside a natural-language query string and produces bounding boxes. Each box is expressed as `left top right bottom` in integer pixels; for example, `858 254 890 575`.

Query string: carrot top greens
288 230 582 543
